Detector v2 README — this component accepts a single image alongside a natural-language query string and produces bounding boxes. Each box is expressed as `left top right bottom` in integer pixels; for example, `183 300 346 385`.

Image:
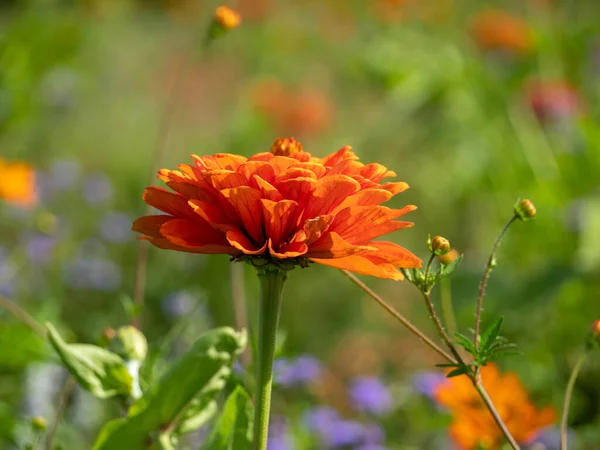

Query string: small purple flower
349 377 393 416
63 257 121 291
304 407 365 448
525 427 563 450
268 416 294 450
274 354 322 387
161 290 196 318
412 371 446 399
25 234 57 266
99 212 132 243
83 172 113 205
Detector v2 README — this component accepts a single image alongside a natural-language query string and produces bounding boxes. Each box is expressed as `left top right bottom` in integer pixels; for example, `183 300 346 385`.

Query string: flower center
270 138 303 156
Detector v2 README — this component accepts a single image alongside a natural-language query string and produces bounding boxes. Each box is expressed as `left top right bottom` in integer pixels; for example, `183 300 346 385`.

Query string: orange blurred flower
0 158 38 207
133 138 421 279
251 80 333 137
213 5 241 31
469 9 533 55
434 364 556 449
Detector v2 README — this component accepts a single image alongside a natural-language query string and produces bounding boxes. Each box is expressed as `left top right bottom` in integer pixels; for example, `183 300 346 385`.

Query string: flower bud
103 327 116 343
438 248 460 266
208 6 241 40
31 416 47 432
271 137 303 156
431 236 451 256
588 319 600 349
109 326 147 362
515 199 536 221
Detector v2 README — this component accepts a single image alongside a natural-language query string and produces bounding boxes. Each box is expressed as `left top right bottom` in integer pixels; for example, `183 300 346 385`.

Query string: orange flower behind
434 364 556 450
133 138 421 279
0 158 38 207
469 9 533 55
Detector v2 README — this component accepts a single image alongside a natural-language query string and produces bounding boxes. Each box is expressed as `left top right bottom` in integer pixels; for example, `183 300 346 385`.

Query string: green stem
253 268 287 450
560 352 587 450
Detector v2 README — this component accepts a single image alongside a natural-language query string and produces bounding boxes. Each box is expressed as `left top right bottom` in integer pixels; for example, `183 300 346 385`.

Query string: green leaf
204 386 253 450
438 253 463 279
46 323 132 399
479 317 504 353
176 398 217 435
92 327 246 450
454 332 477 355
487 350 523 361
446 367 468 378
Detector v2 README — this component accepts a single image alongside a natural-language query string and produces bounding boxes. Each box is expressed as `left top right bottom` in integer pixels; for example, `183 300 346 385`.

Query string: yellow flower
0 158 38 207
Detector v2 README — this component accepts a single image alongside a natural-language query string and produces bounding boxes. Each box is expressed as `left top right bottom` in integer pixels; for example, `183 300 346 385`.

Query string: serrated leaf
479 317 504 352
46 323 132 399
204 386 253 450
454 332 477 355
92 327 246 450
438 253 463 279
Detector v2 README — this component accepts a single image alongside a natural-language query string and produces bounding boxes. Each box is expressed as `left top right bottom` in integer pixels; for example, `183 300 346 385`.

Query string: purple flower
0 248 16 296
63 257 121 291
83 172 113 205
412 371 446 399
274 354 322 387
99 212 132 243
525 427 563 450
161 290 196 318
349 377 393 416
25 234 57 266
268 416 294 450
304 407 365 448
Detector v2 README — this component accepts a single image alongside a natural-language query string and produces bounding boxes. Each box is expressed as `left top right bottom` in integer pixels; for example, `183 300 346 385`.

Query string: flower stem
421 291 464 364
560 352 587 450
0 293 46 338
341 270 456 364
471 375 521 450
474 215 518 350
253 268 287 450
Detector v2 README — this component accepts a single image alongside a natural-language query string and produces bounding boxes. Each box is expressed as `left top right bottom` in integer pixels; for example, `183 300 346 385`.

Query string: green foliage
46 323 133 399
203 386 253 450
93 327 246 450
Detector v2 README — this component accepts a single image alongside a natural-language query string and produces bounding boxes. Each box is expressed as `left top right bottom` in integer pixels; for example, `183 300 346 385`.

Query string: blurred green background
0 0 599 448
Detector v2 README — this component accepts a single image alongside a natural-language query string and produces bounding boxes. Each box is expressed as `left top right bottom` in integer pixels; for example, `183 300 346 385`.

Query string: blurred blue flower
274 354 323 387
412 371 446 399
349 377 393 416
525 426 563 450
63 257 121 291
268 416 294 450
25 234 57 266
161 290 196 319
83 172 113 205
304 407 365 448
99 212 132 243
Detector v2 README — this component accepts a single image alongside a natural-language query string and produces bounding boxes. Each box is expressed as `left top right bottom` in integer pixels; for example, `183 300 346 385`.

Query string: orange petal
330 205 416 244
202 170 247 191
295 214 334 245
192 153 247 171
306 232 375 259
321 146 358 167
360 163 396 182
310 254 403 280
160 218 236 254
288 162 327 178
268 239 308 259
143 186 196 219
380 181 410 195
132 215 171 238
226 229 267 255
261 199 298 247
363 242 422 268
277 177 317 204
237 161 276 185
221 187 265 246
252 175 283 202
188 199 240 231
332 188 393 213
300 175 360 220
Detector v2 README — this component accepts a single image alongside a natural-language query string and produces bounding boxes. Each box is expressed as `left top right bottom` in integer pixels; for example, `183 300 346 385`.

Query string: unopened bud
271 137 303 156
515 199 536 221
31 416 47 432
438 248 460 265
588 319 600 349
208 6 241 40
109 326 147 361
431 236 451 256
103 327 116 343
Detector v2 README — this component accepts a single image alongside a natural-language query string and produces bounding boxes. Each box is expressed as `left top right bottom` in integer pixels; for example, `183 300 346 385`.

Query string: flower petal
363 241 422 268
132 215 171 238
221 186 265 246
142 186 196 219
306 232 375 259
261 199 298 247
160 218 236 254
226 229 267 255
268 239 308 258
301 175 360 220
310 255 403 280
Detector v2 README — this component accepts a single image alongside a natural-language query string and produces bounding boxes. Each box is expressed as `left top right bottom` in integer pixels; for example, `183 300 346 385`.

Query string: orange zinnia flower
0 158 38 207
133 138 421 279
434 364 556 449
469 9 533 55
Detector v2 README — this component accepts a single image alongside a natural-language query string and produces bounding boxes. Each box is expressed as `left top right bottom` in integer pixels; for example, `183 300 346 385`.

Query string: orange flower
469 9 533 55
0 158 38 207
434 364 556 449
133 138 421 279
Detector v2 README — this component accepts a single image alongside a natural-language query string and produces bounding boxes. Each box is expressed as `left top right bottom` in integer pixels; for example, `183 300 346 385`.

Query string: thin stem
474 215 518 350
0 293 46 338
560 353 587 450
253 269 287 450
440 278 457 336
341 270 456 364
232 262 251 367
45 376 76 450
472 376 521 450
424 253 435 279
421 291 464 365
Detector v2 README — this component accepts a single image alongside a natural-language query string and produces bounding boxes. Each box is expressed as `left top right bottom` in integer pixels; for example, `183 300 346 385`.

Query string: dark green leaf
454 332 477 355
46 323 132 399
446 367 468 378
204 386 253 450
435 363 460 368
479 317 504 352
92 327 246 450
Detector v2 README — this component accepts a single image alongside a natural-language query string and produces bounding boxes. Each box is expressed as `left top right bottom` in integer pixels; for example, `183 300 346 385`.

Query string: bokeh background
1 0 599 448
